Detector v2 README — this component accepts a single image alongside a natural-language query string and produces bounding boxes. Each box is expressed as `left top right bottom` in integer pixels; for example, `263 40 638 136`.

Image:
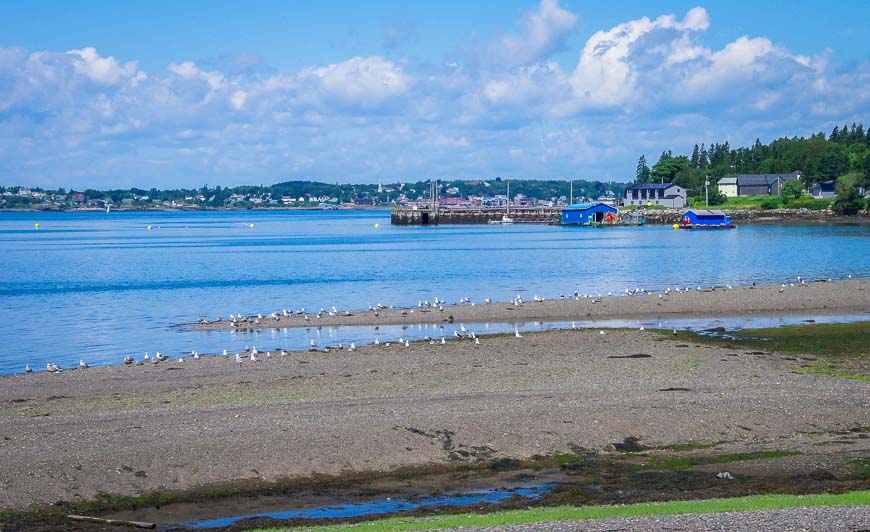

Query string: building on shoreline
623 183 686 208
719 171 802 197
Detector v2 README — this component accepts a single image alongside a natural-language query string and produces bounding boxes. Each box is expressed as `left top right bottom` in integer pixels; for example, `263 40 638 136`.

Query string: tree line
635 122 870 192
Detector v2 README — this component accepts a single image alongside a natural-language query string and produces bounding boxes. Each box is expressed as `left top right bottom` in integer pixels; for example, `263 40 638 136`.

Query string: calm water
1 210 868 374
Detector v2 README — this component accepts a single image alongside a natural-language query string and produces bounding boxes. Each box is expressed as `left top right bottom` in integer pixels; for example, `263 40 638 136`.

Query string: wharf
391 207 560 225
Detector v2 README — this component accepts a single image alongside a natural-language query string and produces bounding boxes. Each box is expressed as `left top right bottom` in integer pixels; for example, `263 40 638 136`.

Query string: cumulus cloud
490 0 578 67
0 4 867 189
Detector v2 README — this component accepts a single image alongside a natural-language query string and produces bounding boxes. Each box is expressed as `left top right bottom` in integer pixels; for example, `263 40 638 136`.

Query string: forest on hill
635 122 870 194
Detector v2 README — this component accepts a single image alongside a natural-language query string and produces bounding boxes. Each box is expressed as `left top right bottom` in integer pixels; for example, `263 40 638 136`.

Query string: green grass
688 195 833 211
665 322 870 381
254 490 870 531
648 450 800 471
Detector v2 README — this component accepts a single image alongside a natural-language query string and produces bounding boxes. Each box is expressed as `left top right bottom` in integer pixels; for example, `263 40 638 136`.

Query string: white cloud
491 0 578 67
67 47 139 85
299 56 411 108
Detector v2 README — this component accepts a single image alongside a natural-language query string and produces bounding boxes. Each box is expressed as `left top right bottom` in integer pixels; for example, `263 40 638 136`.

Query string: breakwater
391 207 560 225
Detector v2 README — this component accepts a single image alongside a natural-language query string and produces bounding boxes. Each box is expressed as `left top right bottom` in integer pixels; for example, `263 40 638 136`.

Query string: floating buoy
147 225 152 230
34 223 39 229
374 223 380 229
249 223 254 228
672 224 679 229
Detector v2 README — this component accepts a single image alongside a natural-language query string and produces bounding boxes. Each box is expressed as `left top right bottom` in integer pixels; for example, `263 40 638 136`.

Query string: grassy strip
648 450 800 471
665 321 870 381
257 490 870 531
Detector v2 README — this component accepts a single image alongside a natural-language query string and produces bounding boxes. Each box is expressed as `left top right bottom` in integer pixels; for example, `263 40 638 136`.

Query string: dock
391 207 560 225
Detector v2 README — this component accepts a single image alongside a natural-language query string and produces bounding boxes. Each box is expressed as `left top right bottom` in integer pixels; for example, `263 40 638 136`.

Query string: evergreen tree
690 144 700 168
830 126 840 143
635 155 650 183
699 143 709 169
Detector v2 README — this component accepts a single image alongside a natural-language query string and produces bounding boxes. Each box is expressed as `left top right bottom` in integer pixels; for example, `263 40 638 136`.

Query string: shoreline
188 278 870 331
1 322 867 511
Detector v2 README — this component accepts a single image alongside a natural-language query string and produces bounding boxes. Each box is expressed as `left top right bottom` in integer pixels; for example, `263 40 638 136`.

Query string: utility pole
705 175 710 208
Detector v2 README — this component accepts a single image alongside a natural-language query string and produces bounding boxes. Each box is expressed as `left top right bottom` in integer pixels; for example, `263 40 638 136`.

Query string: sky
0 0 868 189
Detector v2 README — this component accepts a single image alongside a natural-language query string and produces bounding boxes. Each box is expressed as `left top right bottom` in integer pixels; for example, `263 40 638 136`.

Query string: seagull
374 338 380 346
673 328 678 335
348 343 356 351
235 353 242 366
223 349 228 357
404 340 410 347
460 324 467 332
25 364 33 374
514 328 524 339
79 359 89 369
281 349 287 356
47 363 63 373
440 337 446 345
474 337 480 345
143 352 150 361
124 355 134 365
192 351 200 360
250 352 260 362
155 352 166 361
599 330 606 336
639 326 645 331
310 339 317 348
571 322 577 330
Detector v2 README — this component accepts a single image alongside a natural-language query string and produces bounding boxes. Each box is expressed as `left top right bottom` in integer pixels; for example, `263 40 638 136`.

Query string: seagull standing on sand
25 364 33 374
250 352 260 362
79 359 89 369
310 339 317 348
349 343 356 352
474 338 480 345
235 353 242 366
515 328 524 339
47 363 63 373
124 355 134 365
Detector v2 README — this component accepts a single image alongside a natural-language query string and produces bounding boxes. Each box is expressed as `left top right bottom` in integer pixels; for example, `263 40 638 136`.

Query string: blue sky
1 0 868 188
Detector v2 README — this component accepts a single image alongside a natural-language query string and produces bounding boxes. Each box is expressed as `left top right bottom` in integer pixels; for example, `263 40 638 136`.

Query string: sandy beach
1 318 868 511
188 278 870 331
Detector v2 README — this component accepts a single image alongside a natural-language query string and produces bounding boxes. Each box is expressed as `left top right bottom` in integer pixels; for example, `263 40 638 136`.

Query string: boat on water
678 209 735 229
488 215 514 225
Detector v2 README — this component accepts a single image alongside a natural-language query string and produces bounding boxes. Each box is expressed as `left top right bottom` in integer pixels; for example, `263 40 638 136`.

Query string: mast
569 180 573 205
506 179 510 216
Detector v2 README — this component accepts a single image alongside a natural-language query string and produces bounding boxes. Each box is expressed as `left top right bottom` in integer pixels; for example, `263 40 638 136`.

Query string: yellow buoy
672 224 679 229
147 225 152 230
34 223 39 229
374 223 380 229
249 223 254 228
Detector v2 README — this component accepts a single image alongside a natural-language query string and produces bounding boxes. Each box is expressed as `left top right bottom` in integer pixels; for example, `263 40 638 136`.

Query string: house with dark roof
623 183 686 208
808 180 837 199
721 171 802 197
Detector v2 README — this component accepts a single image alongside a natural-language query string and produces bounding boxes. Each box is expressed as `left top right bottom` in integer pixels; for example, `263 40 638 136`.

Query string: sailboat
488 179 514 224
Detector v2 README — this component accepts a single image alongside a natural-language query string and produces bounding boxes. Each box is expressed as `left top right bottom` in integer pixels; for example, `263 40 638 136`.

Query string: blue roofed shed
682 209 732 227
561 202 618 224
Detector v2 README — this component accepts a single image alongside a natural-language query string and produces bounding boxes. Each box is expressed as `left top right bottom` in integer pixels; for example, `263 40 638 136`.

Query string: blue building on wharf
560 202 619 225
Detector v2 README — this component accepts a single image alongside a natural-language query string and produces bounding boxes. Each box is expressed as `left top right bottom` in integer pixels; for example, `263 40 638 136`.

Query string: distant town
0 178 625 212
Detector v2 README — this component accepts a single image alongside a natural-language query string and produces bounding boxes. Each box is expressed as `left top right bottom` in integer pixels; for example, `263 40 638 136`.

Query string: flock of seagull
28 275 842 375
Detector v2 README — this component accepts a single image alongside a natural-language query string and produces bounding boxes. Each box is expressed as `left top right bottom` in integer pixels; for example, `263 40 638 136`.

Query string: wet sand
188 279 870 331
1 324 868 511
